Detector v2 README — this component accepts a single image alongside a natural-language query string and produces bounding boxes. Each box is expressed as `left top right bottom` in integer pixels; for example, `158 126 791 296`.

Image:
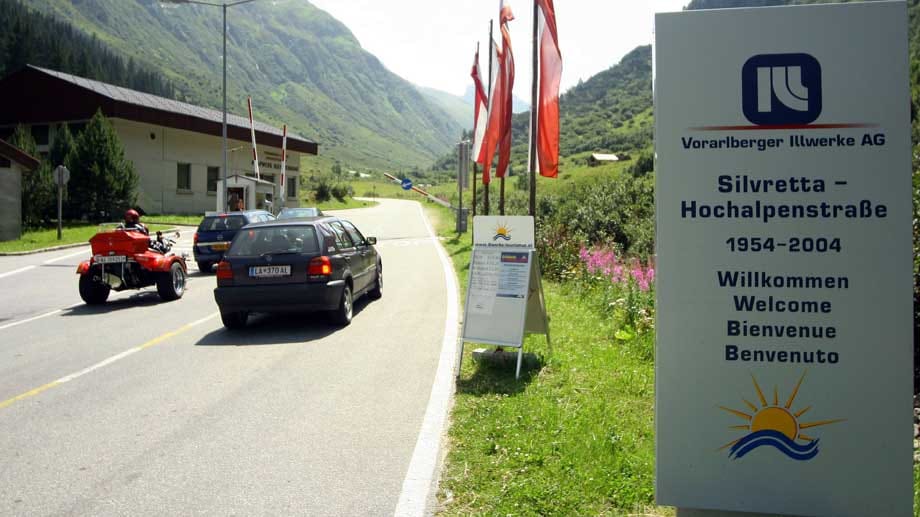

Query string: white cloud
309 0 687 100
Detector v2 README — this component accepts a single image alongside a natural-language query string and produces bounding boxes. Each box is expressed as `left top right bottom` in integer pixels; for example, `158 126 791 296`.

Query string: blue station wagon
193 210 274 272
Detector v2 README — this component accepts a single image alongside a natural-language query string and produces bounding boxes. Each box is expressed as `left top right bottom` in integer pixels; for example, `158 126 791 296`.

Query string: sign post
655 3 911 516
460 215 549 379
54 165 70 241
457 140 470 233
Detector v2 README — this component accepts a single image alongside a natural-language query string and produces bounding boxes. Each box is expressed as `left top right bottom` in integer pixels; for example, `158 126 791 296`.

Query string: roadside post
654 3 911 516
457 139 470 233
459 215 549 379
54 165 70 240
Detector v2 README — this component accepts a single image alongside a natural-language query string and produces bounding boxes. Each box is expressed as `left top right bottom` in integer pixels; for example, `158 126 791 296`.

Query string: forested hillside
0 1 175 99
19 0 461 170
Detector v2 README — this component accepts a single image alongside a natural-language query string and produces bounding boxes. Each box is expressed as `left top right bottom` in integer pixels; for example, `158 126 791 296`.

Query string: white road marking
0 308 64 331
55 313 217 385
394 202 460 517
0 265 36 279
43 248 90 264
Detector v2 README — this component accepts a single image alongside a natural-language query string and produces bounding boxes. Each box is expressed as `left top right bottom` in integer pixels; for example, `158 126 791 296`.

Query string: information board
461 216 547 378
655 3 911 516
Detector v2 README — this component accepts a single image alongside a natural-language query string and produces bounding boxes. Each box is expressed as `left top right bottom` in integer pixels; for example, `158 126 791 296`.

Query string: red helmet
125 209 140 223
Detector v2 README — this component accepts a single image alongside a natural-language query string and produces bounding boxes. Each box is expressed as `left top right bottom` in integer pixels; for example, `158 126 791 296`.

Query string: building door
227 187 245 211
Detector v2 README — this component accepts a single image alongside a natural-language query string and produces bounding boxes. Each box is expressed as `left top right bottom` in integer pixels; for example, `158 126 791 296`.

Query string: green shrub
537 173 655 277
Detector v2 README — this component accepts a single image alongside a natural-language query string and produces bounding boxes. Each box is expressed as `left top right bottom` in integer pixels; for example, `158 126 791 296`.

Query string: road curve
0 199 452 516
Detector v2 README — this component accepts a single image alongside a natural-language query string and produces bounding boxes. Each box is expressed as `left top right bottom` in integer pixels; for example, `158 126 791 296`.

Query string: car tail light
193 232 198 244
308 256 332 276
216 260 234 281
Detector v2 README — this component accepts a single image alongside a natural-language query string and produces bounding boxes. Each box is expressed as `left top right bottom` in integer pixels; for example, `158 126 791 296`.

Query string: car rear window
227 225 319 257
278 208 319 219
199 216 247 232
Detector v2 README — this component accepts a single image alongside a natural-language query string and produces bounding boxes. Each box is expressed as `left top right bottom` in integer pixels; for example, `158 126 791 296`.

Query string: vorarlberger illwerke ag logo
742 53 822 126
719 371 844 461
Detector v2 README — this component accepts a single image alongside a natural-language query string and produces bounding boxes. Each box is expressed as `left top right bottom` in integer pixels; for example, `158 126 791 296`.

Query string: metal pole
500 172 505 215
484 20 493 216
222 3 229 212
457 141 463 233
528 1 539 217
57 182 62 240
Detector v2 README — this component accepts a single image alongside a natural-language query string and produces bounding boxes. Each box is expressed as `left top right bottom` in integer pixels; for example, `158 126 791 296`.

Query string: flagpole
528 0 538 217
485 19 493 216
472 42 479 221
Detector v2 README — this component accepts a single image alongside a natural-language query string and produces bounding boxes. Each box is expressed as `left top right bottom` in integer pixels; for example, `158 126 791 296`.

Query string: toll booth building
0 65 319 214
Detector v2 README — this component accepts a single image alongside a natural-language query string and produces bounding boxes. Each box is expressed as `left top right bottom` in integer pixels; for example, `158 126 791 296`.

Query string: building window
177 163 191 191
31 125 49 146
207 166 219 193
287 177 297 199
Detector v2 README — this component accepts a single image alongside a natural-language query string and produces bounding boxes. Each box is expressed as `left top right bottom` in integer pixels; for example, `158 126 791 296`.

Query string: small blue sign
401 178 413 191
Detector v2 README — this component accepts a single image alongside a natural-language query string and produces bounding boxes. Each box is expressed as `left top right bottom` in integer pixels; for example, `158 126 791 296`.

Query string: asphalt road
0 199 450 516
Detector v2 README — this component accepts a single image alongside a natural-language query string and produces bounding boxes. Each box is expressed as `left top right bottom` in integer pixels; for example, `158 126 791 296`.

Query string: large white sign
655 3 911 516
461 216 548 378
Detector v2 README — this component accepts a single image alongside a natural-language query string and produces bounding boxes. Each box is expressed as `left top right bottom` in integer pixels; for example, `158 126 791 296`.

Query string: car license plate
211 243 229 251
249 265 291 278
94 255 126 264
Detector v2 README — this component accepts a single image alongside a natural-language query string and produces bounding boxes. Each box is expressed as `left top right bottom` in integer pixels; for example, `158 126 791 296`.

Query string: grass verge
425 204 669 516
143 214 203 226
0 223 172 253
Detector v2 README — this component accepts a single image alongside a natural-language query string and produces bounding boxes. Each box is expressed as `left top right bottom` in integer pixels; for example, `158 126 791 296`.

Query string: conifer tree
66 111 138 221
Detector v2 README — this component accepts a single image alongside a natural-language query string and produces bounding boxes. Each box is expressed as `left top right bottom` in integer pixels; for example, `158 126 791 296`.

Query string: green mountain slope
499 45 653 172
0 1 175 100
417 86 470 131
27 0 461 170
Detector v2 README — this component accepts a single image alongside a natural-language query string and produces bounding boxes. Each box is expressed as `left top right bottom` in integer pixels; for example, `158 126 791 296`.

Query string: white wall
110 119 301 215
0 165 22 241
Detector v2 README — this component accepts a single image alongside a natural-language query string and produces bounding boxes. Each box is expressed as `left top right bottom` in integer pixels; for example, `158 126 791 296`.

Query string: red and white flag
247 96 260 179
479 38 502 185
470 48 489 169
495 0 515 179
479 1 516 183
531 0 561 178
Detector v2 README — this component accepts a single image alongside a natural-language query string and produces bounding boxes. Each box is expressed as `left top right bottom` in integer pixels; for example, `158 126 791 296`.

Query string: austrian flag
531 0 561 178
470 48 489 172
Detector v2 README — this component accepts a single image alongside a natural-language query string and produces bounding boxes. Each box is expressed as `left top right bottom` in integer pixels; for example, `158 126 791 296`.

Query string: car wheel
221 310 248 329
368 261 382 300
157 262 186 301
332 284 353 326
196 261 212 273
79 273 110 305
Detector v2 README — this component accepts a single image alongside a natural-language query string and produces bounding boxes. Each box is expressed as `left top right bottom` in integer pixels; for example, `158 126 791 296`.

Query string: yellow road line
0 312 218 412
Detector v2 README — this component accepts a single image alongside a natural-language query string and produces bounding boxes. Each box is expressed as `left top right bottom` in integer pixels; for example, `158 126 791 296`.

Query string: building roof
591 153 619 161
0 65 318 155
0 140 40 171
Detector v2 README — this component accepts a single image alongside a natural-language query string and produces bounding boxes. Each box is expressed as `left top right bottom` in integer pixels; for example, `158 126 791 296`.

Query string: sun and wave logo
493 222 513 241
719 371 844 461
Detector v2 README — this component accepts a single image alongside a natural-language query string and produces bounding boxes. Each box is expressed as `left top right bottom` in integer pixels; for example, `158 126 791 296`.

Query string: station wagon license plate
249 265 291 278
94 255 127 264
211 243 229 251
